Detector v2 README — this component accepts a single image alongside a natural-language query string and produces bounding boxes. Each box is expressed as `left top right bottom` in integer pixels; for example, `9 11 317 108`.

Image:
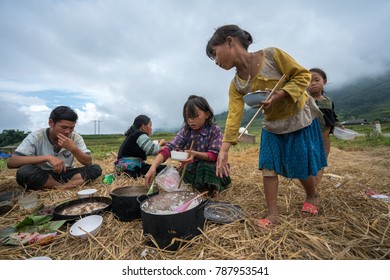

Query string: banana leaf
0 214 66 246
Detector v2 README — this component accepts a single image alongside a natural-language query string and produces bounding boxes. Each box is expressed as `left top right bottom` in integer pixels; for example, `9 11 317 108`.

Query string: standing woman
206 24 327 228
115 115 166 178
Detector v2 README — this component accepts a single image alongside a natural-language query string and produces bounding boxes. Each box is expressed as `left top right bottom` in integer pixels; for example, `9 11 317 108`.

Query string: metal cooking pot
110 186 155 222
138 191 208 251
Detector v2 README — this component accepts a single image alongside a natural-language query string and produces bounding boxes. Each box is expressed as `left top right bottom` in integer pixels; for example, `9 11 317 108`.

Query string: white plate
371 194 390 202
77 188 97 199
28 256 52 260
70 215 103 238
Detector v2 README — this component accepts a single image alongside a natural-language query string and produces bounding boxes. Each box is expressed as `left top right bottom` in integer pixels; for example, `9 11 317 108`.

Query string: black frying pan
53 196 112 221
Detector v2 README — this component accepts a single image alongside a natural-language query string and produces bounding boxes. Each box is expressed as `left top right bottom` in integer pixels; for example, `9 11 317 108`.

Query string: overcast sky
1 0 389 135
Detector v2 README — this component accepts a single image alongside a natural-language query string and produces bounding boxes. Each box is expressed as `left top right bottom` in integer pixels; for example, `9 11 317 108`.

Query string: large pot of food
138 191 208 251
53 196 112 221
110 185 155 222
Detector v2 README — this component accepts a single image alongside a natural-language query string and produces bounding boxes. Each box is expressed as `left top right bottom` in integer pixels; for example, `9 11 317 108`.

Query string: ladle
174 191 208 213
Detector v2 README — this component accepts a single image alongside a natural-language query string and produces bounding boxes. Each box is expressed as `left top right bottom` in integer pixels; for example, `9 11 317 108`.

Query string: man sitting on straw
7 106 102 190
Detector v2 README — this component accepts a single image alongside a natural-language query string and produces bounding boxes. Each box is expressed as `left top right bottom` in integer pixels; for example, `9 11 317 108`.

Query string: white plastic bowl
333 127 358 140
171 150 188 161
77 188 97 199
243 90 270 108
70 215 103 238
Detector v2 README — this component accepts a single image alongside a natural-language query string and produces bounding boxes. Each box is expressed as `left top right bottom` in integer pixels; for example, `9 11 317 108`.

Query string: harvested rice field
0 146 389 260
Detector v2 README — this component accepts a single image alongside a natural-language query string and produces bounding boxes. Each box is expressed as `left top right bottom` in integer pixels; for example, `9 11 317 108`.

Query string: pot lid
204 202 245 224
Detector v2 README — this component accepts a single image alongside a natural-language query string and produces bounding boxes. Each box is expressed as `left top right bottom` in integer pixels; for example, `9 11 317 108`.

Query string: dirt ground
0 145 389 260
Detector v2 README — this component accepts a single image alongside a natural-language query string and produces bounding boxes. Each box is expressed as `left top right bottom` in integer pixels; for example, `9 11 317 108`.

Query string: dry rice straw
0 146 389 260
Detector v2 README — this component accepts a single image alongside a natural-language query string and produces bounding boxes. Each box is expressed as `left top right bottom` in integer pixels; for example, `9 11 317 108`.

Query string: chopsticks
238 74 286 140
178 140 194 189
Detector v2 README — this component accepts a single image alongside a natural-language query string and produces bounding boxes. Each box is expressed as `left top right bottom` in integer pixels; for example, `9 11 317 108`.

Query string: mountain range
214 71 390 130
328 71 390 121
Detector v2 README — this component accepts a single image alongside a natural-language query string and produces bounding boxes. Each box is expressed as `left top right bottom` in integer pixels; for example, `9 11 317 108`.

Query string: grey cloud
0 0 389 134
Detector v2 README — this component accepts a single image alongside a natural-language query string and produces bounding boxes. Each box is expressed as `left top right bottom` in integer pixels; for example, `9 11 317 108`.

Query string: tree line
0 129 29 147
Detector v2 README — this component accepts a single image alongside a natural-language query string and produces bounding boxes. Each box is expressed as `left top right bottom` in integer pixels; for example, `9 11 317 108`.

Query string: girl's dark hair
309 68 327 82
125 115 150 136
49 106 78 124
206 24 253 59
182 95 215 129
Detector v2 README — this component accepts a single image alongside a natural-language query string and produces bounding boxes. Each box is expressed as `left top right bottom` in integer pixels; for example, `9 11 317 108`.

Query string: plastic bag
155 166 180 192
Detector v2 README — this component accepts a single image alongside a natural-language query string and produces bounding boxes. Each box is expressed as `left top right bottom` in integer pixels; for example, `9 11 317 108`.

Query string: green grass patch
82 125 389 160
331 123 390 150
332 133 390 150
343 123 390 134
82 132 176 160
0 159 8 174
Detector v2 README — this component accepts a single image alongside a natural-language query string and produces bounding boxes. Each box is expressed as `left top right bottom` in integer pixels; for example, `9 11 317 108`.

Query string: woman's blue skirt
259 119 327 179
